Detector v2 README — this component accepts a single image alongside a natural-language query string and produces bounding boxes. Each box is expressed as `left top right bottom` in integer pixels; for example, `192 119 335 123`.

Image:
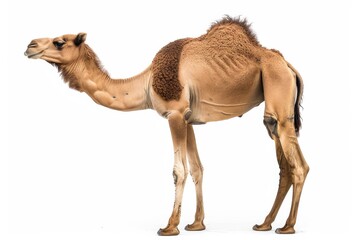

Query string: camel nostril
27 41 38 48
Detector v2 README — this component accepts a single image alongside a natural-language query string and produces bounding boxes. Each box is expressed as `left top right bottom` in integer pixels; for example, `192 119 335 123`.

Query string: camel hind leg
274 119 309 234
253 137 291 231
255 56 309 234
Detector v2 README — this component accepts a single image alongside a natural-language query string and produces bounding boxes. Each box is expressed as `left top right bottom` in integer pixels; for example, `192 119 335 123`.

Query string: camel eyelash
53 41 65 49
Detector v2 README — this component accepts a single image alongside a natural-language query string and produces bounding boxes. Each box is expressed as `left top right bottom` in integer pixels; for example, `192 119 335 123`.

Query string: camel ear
74 32 87 46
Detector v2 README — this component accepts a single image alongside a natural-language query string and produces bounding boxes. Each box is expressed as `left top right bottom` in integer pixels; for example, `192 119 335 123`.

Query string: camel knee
190 166 203 184
173 167 188 185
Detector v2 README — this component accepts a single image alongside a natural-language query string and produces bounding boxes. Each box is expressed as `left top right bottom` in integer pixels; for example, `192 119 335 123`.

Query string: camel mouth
24 50 44 59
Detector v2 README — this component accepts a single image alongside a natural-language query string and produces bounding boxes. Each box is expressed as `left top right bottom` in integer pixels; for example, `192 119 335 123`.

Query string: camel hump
152 38 190 101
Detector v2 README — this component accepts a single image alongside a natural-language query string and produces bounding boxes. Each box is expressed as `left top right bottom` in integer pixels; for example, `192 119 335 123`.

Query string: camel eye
53 41 65 49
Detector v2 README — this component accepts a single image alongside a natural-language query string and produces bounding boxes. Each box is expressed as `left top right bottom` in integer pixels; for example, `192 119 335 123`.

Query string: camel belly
183 67 264 124
188 96 263 124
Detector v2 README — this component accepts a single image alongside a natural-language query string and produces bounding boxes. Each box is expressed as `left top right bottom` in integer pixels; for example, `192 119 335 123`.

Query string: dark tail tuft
288 62 304 137
294 75 303 136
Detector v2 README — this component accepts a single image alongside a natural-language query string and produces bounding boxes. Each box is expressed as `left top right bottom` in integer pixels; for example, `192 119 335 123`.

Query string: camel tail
287 62 304 137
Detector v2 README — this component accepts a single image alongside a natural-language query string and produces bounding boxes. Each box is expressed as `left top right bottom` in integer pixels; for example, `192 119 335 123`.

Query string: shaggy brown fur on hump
209 15 259 45
152 38 190 101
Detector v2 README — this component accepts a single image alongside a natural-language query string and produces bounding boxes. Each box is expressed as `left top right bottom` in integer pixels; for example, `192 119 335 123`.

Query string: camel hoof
275 225 295 234
185 222 206 231
253 224 272 231
157 227 180 236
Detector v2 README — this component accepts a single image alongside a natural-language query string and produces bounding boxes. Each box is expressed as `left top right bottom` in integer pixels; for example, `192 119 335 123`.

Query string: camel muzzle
24 41 43 58
24 40 45 58
24 48 43 59
27 41 38 48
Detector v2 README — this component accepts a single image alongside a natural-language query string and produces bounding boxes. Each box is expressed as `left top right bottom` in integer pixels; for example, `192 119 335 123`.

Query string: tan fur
25 16 309 236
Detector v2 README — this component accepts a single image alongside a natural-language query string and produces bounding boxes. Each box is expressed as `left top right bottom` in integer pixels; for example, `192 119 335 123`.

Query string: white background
2 0 358 239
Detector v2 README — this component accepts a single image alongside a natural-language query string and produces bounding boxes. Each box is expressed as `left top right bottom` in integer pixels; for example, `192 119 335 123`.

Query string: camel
24 16 309 235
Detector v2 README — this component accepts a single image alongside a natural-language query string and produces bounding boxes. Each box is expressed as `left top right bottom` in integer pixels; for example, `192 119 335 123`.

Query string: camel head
24 33 87 64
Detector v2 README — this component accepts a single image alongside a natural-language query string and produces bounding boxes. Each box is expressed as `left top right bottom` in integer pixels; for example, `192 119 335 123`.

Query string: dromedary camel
24 16 309 235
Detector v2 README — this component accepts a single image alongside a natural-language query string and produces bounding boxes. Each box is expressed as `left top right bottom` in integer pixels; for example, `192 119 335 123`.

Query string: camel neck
56 44 153 112
81 65 153 111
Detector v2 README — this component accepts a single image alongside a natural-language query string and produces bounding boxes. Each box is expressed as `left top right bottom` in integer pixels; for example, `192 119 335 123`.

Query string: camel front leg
158 111 188 236
184 125 206 231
